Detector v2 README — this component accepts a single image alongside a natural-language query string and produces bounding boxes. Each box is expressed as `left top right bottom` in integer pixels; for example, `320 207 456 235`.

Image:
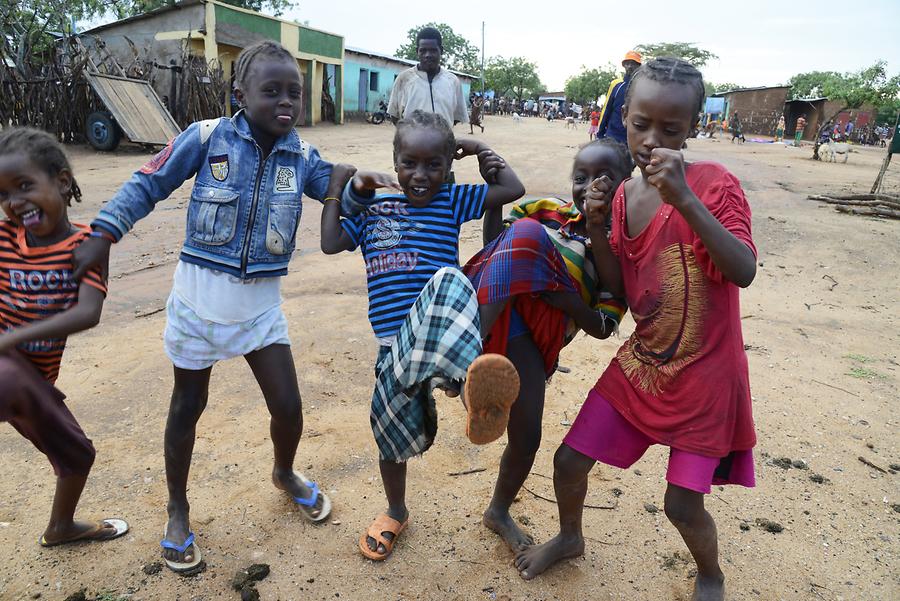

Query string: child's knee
509 428 541 458
60 437 96 478
269 393 302 424
663 488 704 526
553 444 590 482
169 389 208 423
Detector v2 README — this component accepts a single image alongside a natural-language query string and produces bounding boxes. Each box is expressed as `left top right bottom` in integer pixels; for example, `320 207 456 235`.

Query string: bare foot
162 503 194 564
41 520 118 546
483 507 533 552
691 572 725 601
272 469 325 518
513 534 584 580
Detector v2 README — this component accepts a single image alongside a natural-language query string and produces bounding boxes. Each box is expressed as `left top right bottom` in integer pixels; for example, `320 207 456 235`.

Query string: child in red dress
514 58 758 601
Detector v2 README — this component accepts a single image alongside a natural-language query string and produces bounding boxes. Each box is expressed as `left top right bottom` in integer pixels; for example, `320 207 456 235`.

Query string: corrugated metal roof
712 85 791 96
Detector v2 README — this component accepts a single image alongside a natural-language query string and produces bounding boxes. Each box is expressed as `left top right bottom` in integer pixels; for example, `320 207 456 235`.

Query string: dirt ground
0 115 897 601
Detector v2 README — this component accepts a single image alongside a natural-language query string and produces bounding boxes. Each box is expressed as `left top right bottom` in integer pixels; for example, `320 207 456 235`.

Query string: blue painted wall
344 55 474 115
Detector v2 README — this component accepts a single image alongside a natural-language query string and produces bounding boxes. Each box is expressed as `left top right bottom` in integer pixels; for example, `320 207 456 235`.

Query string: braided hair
0 127 81 205
393 109 456 164
234 40 296 89
624 57 706 120
575 137 634 180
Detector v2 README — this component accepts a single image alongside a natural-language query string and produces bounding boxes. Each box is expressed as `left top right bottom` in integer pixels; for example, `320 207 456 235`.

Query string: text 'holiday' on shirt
340 183 487 339
0 221 106 383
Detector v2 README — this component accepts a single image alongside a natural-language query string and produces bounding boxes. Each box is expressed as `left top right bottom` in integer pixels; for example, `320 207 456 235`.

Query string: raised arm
645 149 756 287
320 163 358 254
583 176 624 298
455 139 525 210
321 169 401 255
0 282 104 353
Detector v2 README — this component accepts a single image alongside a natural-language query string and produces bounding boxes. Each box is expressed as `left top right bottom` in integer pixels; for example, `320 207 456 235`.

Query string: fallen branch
447 467 486 477
814 193 900 202
858 456 888 474
134 307 165 318
810 379 859 398
822 274 838 291
522 484 618 510
807 195 900 210
833 205 900 219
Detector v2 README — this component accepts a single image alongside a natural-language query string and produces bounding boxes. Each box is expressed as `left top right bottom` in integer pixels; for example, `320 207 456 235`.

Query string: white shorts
163 291 291 371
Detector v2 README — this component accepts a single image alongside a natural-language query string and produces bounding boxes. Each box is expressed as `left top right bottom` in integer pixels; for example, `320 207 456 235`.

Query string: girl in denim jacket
74 41 343 573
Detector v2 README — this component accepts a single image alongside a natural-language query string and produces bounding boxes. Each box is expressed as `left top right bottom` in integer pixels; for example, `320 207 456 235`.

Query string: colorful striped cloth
464 218 574 376
371 267 482 462
462 198 627 376
506 198 626 324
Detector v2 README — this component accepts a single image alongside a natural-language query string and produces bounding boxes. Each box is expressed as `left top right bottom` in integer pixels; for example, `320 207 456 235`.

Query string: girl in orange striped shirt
0 127 128 547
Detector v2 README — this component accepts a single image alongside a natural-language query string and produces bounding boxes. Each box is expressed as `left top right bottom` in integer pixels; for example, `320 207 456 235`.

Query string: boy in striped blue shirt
321 110 525 561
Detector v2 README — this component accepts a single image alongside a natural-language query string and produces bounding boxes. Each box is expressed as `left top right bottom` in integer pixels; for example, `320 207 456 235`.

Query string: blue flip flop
161 531 202 573
292 476 332 523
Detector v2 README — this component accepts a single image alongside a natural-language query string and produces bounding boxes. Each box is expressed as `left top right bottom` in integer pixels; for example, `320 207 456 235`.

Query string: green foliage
395 22 480 75
704 82 745 97
484 56 544 101
787 70 843 99
634 42 718 68
789 62 899 109
564 64 619 105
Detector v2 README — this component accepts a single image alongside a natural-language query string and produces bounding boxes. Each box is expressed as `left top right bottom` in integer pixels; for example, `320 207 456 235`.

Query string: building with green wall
86 0 344 125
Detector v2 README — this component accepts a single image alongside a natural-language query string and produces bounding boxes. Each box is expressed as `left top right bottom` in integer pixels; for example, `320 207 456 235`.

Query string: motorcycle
367 100 389 125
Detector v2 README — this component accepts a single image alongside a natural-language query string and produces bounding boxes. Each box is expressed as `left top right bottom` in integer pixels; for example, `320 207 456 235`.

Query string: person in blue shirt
321 109 526 562
596 50 643 144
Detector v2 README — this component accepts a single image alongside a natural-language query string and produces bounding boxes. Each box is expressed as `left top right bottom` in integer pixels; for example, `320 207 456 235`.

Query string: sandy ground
0 115 897 601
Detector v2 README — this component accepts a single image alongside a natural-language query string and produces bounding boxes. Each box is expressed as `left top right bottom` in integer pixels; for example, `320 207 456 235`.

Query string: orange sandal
359 513 408 561
464 353 520 444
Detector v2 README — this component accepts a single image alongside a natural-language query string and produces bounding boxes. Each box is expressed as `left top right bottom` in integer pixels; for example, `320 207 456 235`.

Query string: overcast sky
286 0 899 91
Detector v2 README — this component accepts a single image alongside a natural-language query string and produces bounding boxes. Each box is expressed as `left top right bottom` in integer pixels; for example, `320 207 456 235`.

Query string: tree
634 42 718 68
395 22 480 75
564 64 619 105
789 62 900 160
484 56 543 101
786 71 843 99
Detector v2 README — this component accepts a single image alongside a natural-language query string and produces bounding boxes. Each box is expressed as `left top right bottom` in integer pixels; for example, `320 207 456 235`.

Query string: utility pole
481 21 485 96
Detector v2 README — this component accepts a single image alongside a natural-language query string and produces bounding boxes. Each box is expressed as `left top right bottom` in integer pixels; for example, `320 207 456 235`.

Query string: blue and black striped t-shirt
341 183 487 339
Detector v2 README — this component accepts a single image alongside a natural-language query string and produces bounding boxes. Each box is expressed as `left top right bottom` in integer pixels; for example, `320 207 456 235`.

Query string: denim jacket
92 110 333 279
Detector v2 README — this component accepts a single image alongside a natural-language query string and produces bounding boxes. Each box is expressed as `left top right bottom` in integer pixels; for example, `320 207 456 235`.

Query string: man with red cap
596 50 642 144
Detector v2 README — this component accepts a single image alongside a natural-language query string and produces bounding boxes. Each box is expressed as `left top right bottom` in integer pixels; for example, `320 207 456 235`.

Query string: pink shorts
563 390 755 494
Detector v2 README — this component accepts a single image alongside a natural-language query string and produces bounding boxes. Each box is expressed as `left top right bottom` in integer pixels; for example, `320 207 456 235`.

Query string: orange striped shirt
0 221 106 383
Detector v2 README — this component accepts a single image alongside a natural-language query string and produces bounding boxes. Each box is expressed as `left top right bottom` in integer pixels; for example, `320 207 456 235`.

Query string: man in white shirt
387 27 468 127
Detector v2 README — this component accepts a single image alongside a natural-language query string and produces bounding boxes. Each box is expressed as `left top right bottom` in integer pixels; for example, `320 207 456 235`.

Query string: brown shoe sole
465 353 520 444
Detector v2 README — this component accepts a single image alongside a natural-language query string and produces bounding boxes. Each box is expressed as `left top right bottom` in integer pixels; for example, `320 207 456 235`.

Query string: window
369 72 379 91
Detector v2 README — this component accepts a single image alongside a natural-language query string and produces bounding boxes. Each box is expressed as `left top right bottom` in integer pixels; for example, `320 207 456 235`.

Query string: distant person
0 127 130 549
845 120 854 141
469 94 485 134
730 111 745 143
819 120 834 144
588 108 600 140
774 115 785 142
387 27 468 127
596 50 642 144
794 114 807 146
515 58 758 601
